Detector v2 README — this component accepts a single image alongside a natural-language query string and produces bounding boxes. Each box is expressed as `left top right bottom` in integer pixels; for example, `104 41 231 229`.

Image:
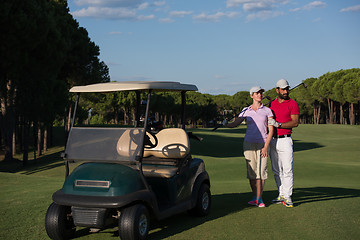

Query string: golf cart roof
70 81 198 93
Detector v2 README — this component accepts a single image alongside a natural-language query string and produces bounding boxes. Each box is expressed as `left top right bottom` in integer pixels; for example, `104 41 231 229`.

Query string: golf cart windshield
65 81 198 164
64 127 144 163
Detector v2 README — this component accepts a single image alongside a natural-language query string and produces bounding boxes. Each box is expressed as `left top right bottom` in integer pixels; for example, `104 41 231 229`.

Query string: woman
223 86 274 207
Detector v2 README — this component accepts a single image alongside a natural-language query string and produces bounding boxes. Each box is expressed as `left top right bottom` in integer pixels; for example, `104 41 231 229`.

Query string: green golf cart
45 81 211 240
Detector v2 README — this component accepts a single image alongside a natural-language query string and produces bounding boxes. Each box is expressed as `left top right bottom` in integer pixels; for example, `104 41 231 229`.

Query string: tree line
76 68 360 131
0 0 110 163
287 68 360 125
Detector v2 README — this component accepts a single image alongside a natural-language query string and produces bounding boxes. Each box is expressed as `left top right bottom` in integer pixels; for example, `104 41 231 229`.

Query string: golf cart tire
45 202 76 240
188 183 211 217
119 204 150 240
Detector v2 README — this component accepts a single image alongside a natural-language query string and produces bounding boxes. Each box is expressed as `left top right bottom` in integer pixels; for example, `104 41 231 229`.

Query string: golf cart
45 81 211 240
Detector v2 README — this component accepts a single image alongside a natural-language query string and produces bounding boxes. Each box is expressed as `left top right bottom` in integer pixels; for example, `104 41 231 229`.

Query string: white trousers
270 137 293 198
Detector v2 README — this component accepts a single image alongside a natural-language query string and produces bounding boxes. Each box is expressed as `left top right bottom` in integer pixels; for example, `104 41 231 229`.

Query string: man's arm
280 114 299 129
268 114 299 128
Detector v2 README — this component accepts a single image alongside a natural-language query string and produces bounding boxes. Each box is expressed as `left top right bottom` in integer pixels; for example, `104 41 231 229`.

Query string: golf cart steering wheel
162 143 188 158
144 130 158 149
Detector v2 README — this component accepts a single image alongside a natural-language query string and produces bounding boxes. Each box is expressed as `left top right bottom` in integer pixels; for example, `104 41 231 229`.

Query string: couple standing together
223 79 299 208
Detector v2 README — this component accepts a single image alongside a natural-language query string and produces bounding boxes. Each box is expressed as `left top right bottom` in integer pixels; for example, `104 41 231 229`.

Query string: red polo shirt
270 97 299 136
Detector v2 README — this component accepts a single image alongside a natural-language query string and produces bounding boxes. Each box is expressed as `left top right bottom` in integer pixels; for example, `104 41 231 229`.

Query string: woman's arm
225 117 245 128
261 117 274 158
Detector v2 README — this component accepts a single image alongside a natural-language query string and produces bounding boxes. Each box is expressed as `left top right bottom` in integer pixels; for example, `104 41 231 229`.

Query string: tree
231 91 252 115
309 78 326 124
317 72 340 124
343 69 360 125
186 92 217 127
1 0 68 161
334 73 349 124
291 78 316 124
0 0 110 163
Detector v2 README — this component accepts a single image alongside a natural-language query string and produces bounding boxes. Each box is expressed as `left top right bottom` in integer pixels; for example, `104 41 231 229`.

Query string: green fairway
0 124 359 240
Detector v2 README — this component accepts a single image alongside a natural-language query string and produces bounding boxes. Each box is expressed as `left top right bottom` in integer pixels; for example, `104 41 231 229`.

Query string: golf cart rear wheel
45 202 76 240
119 204 150 240
189 183 211 217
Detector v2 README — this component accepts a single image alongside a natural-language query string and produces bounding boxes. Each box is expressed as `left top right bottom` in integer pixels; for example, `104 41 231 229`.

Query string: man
268 79 299 208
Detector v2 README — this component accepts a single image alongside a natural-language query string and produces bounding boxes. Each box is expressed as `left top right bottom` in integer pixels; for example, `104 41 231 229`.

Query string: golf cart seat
142 128 190 178
143 128 190 159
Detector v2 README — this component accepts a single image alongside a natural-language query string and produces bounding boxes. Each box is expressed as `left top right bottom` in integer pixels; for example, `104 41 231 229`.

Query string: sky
68 0 360 95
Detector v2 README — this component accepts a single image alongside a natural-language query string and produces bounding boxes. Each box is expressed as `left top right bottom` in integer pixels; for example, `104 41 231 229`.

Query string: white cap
276 79 290 88
249 86 264 95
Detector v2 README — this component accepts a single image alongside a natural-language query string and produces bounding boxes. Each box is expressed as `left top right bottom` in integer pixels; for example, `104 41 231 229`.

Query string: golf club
290 82 307 90
263 95 272 106
212 107 248 131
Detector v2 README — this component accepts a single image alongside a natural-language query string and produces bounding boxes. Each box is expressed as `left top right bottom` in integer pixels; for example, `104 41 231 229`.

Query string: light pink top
239 104 273 143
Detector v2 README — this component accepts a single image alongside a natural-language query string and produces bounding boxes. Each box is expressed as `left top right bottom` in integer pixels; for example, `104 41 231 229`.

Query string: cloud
71 7 137 19
109 31 123 35
225 0 289 21
340 5 360 12
227 0 290 9
72 0 159 20
290 1 326 12
226 0 249 8
193 12 240 22
169 11 193 17
304 1 326 10
290 7 301 12
246 10 284 21
138 2 149 10
74 0 142 8
71 6 155 21
159 18 175 23
243 1 272 12
153 1 166 7
137 14 155 20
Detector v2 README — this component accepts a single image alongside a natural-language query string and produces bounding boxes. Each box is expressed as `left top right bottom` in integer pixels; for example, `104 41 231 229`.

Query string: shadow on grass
293 187 360 206
148 192 254 240
0 151 64 174
292 140 324 152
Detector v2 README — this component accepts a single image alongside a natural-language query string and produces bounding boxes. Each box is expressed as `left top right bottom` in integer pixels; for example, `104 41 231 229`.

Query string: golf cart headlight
75 180 111 188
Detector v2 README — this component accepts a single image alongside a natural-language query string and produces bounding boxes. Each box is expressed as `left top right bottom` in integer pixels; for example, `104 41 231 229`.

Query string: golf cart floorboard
157 199 192 220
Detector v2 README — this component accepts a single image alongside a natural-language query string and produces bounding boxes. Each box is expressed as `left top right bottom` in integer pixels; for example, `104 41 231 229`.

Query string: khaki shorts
243 141 268 180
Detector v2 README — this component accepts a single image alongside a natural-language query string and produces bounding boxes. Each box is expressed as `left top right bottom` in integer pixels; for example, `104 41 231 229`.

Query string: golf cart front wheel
119 204 150 240
189 183 211 217
45 202 76 240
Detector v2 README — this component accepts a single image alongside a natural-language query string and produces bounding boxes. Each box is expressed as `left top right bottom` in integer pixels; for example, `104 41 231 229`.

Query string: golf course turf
0 124 359 239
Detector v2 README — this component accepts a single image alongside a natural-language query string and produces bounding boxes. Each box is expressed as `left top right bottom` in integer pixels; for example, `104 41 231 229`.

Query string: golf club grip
212 124 222 131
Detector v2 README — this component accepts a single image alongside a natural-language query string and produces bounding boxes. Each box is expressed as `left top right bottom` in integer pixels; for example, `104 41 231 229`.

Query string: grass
0 124 359 240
